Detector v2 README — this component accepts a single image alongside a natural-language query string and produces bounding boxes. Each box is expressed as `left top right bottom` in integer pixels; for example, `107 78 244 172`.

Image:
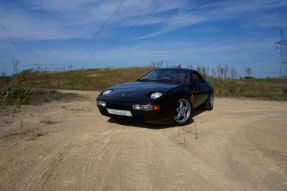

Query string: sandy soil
0 90 286 191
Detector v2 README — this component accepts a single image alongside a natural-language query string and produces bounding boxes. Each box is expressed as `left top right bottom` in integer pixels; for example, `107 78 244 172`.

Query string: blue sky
0 0 287 77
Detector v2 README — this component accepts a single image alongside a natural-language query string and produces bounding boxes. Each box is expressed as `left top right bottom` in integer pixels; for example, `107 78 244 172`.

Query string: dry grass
209 77 287 100
15 67 154 91
1 67 287 101
0 87 81 109
2 128 47 140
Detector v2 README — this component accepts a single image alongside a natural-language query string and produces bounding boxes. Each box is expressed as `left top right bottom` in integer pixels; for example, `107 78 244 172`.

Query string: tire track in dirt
149 131 192 191
80 127 126 189
23 119 117 191
148 129 249 191
93 127 131 191
23 141 74 191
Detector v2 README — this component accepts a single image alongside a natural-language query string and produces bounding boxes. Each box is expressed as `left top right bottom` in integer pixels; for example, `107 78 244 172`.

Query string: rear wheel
174 98 192 125
205 92 214 110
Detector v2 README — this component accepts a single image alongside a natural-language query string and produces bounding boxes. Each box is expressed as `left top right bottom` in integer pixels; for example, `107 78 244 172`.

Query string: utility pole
274 29 287 78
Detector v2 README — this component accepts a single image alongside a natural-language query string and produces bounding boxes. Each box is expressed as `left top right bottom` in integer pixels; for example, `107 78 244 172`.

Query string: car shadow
192 107 206 118
108 118 172 129
107 107 206 129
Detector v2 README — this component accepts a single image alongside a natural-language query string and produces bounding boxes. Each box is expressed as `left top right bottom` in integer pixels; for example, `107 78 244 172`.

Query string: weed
3 128 47 140
0 86 32 107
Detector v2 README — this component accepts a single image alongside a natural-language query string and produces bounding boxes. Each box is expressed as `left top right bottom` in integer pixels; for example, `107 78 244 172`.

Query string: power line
81 0 127 55
0 46 13 61
88 0 170 63
0 23 28 67
139 0 205 40
94 0 206 66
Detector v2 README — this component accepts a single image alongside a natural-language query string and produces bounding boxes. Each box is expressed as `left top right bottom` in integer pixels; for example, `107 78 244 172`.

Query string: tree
217 65 221 79
245 66 252 77
206 66 210 77
196 65 202 74
220 66 224 79
187 64 193 69
230 67 237 79
223 65 229 80
211 68 216 77
202 65 207 77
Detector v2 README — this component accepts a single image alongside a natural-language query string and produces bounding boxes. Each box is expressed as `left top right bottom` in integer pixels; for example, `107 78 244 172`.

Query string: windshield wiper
137 79 152 82
156 79 181 83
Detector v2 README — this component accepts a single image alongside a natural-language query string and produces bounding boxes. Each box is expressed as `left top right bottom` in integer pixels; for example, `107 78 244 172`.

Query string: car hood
106 81 180 98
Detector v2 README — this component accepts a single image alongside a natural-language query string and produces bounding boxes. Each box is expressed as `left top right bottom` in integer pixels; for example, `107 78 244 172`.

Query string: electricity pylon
275 29 287 78
11 59 19 75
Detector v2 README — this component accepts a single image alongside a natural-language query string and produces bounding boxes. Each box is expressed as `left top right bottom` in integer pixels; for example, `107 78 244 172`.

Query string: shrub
0 86 32 107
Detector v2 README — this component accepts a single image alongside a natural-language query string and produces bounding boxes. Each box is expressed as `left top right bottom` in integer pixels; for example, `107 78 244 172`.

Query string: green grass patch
0 86 79 109
0 87 32 106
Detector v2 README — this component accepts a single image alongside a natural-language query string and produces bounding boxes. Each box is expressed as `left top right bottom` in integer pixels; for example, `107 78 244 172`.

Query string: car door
199 79 210 104
191 72 209 106
190 72 202 107
197 73 210 104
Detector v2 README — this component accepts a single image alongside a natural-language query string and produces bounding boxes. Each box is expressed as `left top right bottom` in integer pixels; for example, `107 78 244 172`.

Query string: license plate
107 108 132 117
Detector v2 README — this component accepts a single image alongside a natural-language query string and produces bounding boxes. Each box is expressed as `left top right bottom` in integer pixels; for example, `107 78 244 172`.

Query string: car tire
174 98 192 126
205 92 214 110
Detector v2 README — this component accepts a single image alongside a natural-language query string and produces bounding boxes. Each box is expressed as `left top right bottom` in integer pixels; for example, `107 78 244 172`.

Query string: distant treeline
150 60 253 80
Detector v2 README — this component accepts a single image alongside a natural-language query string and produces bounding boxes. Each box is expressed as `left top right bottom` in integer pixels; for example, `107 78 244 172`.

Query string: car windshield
138 69 191 83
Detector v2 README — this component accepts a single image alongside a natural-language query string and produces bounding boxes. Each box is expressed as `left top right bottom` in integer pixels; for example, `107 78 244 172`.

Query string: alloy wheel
174 99 191 124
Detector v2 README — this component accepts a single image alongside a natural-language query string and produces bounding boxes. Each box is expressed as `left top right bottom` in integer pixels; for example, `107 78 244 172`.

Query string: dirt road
0 90 287 191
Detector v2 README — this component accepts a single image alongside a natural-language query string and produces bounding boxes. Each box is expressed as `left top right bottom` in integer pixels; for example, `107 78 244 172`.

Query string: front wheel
174 98 192 125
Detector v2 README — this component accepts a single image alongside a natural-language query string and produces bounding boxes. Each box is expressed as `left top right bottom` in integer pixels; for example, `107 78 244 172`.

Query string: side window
191 73 200 84
177 71 191 83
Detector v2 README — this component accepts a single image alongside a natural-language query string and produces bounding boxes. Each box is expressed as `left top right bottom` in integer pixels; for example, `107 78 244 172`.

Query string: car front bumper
96 96 176 123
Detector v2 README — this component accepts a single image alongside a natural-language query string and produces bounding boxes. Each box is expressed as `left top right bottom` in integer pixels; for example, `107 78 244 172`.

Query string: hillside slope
1 67 287 101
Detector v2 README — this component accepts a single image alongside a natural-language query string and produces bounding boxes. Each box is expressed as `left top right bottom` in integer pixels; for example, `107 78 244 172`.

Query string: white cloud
1 0 286 41
138 13 207 39
135 0 287 39
199 0 287 25
0 0 189 41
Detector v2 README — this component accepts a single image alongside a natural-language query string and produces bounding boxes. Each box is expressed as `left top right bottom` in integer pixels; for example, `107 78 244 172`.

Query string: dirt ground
0 90 286 191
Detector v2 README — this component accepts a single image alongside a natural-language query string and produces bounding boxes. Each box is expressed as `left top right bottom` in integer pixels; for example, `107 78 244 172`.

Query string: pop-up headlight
150 92 163 99
102 89 112 95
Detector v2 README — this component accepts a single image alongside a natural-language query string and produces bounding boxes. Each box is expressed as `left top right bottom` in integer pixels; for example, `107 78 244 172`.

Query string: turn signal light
97 101 106 107
152 105 161 111
132 104 161 111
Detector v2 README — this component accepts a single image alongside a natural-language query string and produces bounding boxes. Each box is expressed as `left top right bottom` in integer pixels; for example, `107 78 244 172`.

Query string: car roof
153 68 195 72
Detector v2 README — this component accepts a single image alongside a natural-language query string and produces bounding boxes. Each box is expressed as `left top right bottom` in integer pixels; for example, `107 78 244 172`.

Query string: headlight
150 92 163 99
102 89 112 95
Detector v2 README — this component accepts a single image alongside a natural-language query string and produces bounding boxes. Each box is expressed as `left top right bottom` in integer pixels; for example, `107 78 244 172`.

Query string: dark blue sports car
96 68 213 125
